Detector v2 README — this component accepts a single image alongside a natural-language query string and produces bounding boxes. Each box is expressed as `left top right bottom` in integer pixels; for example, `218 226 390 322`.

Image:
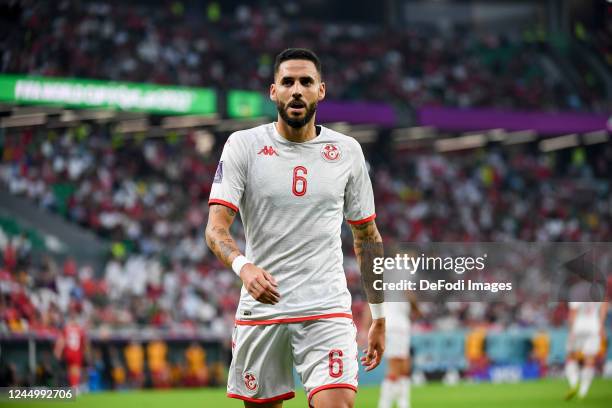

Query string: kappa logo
321 143 341 162
258 146 279 156
244 371 258 393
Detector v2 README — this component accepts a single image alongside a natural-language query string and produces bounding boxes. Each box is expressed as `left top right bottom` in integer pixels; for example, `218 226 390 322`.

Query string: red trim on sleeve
308 384 357 406
235 313 353 326
227 391 295 403
347 213 376 225
208 199 239 212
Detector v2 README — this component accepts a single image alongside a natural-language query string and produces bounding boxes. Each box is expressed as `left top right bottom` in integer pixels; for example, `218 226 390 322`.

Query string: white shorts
385 327 410 359
567 331 601 357
228 316 358 406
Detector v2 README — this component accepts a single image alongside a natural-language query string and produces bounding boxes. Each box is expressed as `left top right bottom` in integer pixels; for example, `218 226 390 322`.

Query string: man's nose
291 83 303 97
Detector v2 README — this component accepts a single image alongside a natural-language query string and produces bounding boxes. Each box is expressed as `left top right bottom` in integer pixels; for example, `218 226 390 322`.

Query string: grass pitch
3 379 611 407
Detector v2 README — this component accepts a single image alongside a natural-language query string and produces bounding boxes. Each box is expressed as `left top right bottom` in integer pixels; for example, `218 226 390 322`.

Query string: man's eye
282 80 293 86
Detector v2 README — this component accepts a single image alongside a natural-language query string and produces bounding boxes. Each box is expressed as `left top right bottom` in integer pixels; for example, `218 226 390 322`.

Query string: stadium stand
1 1 609 112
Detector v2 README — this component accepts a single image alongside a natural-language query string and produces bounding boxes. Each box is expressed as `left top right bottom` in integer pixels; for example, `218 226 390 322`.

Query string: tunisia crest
321 143 341 162
244 371 258 393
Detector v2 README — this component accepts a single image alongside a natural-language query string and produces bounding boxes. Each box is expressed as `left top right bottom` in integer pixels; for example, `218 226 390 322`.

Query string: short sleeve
208 133 247 212
343 140 376 224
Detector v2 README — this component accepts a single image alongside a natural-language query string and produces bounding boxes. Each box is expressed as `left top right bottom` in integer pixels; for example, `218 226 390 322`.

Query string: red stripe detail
227 391 295 403
308 384 357 405
208 199 239 212
235 313 353 326
347 213 376 225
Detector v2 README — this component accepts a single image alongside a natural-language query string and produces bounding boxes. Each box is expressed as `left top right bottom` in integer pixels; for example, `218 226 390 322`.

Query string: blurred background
0 0 611 396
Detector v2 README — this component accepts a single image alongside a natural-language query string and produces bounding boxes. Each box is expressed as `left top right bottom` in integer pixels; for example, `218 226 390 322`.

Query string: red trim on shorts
209 199 239 212
227 391 295 403
308 384 357 406
347 214 376 225
235 313 353 326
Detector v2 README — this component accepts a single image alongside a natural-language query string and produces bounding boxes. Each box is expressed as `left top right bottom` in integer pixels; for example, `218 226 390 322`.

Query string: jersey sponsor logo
244 371 258 393
258 146 279 156
213 161 223 183
321 143 341 162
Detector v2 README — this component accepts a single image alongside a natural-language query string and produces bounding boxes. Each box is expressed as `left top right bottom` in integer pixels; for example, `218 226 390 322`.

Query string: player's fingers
259 291 279 305
256 292 274 304
262 270 278 286
248 281 268 302
256 276 280 297
253 281 278 304
367 350 383 371
362 349 379 371
361 347 374 366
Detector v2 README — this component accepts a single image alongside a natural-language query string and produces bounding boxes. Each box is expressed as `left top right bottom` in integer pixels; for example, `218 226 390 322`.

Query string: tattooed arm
205 204 279 304
350 219 385 371
351 220 384 304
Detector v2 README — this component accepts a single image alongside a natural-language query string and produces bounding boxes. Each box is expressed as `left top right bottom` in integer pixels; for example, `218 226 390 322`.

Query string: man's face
270 59 325 129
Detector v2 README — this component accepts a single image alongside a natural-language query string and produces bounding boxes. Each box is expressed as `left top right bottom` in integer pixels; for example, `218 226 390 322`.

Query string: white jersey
570 302 602 334
209 123 375 322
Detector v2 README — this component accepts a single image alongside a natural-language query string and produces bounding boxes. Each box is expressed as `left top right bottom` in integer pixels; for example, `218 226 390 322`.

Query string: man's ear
270 83 277 102
318 81 326 102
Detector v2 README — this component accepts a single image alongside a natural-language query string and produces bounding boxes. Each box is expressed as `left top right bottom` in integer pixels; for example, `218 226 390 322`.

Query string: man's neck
275 118 317 143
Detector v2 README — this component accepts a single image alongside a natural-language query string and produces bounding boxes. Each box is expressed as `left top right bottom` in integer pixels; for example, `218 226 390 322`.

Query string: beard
277 99 317 129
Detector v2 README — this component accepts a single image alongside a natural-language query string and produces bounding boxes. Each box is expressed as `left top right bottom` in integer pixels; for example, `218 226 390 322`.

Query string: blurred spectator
147 340 170 388
183 341 209 387
124 340 144 388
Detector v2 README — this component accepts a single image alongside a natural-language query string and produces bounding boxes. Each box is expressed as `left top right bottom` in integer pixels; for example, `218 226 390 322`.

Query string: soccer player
205 48 385 408
362 296 419 408
564 302 608 400
53 311 88 389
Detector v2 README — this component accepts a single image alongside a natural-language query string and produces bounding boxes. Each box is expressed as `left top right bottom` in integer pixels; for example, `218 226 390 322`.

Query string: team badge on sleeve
321 143 341 162
243 371 259 393
213 161 223 183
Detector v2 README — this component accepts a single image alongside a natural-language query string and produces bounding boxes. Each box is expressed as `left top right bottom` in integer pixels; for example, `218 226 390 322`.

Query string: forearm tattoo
351 221 384 304
205 205 241 267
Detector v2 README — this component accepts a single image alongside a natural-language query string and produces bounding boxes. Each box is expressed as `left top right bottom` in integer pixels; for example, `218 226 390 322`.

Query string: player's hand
239 263 280 305
361 318 385 371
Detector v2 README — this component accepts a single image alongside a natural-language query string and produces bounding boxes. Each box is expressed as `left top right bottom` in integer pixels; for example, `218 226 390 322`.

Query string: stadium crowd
1 125 611 339
1 0 608 112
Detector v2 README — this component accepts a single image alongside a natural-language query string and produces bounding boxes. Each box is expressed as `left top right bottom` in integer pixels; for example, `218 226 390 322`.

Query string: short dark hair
274 48 322 78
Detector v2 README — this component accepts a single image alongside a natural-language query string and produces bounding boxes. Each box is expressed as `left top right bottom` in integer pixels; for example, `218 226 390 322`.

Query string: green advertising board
227 90 277 118
0 74 216 115
227 90 263 118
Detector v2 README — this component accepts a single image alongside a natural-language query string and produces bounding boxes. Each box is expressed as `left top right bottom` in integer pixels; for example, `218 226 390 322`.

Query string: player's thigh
310 387 355 408
582 333 601 360
387 357 410 377
228 324 295 403
291 318 358 407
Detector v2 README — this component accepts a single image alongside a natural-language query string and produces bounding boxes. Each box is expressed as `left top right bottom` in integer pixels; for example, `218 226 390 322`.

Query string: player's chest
248 144 350 203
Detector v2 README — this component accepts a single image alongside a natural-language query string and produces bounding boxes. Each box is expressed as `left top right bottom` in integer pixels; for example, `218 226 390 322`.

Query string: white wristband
369 303 385 320
231 255 250 277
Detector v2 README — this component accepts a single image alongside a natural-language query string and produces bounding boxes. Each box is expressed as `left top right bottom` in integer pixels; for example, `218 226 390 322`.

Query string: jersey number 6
328 349 343 378
292 166 308 196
